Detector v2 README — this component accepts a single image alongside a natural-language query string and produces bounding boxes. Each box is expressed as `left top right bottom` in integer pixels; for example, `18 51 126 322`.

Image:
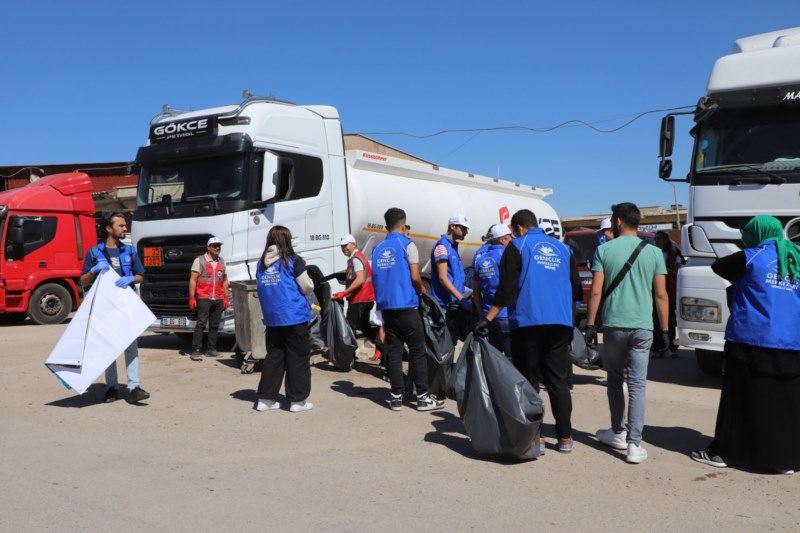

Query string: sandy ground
1 320 798 532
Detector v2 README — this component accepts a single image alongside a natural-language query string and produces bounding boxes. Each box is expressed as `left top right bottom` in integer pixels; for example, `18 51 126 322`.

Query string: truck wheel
696 349 723 375
29 283 73 325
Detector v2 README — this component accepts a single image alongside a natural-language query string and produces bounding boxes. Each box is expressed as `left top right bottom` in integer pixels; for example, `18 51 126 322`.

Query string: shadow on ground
45 383 149 408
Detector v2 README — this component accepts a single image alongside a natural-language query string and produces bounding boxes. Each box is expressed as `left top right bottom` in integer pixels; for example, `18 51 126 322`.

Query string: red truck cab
0 173 96 324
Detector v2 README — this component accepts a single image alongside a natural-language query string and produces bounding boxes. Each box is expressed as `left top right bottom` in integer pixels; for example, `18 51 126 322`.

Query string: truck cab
0 173 96 324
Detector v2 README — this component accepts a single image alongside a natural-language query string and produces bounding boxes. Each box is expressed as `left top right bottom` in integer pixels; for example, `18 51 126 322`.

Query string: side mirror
659 116 675 158
6 218 25 260
126 162 141 176
261 152 292 202
659 159 673 180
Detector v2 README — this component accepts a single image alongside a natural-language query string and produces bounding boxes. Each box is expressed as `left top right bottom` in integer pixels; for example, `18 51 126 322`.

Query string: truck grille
137 234 212 318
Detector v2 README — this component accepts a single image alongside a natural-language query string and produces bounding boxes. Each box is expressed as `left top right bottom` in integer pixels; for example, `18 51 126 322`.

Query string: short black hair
611 202 641 229
510 209 538 230
384 208 407 231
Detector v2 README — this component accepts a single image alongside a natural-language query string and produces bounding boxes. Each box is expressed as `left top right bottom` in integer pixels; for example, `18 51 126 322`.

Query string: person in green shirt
584 202 669 464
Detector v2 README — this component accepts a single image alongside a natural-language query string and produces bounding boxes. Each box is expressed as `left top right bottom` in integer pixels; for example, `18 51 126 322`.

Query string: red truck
0 172 96 324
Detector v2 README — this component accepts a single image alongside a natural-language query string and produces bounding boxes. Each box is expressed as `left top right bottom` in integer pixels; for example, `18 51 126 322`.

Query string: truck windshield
136 154 248 207
694 105 800 176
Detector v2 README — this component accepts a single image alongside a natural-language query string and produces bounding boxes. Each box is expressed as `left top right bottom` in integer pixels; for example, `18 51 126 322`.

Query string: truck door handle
38 261 48 268
291 237 299 247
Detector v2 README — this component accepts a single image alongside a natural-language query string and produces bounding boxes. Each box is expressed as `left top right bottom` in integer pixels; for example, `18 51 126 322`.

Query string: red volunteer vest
346 250 375 304
196 254 227 299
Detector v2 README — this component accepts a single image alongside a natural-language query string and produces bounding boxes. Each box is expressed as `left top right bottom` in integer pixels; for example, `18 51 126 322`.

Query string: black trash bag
447 333 545 461
308 293 325 351
570 326 602 370
418 292 456 396
324 299 357 371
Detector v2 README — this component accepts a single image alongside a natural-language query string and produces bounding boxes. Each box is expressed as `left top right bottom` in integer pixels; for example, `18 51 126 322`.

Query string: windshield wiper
699 164 787 185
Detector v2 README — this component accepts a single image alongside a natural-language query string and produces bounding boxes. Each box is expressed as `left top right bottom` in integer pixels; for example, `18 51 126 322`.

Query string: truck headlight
680 297 721 323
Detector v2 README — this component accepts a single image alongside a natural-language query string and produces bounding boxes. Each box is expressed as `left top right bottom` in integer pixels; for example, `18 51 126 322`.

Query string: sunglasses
209 244 222 248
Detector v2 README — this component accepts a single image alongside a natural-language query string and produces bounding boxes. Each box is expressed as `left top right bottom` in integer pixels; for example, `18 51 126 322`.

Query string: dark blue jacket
431 234 465 306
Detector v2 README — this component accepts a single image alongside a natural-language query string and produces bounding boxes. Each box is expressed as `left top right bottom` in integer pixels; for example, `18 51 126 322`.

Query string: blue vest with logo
726 242 800 350
509 228 573 329
473 243 507 318
91 243 137 291
372 232 419 310
431 234 465 306
256 256 311 327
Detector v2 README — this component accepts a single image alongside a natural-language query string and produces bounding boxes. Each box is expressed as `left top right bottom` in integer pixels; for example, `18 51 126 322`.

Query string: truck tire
696 348 723 375
29 283 72 325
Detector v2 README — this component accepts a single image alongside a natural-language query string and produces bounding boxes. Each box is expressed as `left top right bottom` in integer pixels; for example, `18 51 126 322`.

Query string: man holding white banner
79 213 151 404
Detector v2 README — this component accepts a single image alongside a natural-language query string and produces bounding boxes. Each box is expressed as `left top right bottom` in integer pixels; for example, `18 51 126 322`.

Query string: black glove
473 318 490 337
660 331 671 352
446 301 460 313
584 325 598 347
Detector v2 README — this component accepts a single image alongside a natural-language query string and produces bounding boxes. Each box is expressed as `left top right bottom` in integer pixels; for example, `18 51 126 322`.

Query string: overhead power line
357 105 694 138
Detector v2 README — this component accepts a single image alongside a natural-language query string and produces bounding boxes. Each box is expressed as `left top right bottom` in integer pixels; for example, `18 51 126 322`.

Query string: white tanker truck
131 96 560 335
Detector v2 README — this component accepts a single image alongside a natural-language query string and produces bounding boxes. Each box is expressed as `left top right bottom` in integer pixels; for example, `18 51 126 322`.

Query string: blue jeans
602 328 652 446
489 317 513 361
105 339 140 390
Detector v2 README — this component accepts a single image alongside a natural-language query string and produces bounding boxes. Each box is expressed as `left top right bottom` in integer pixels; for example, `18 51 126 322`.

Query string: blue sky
1 1 796 216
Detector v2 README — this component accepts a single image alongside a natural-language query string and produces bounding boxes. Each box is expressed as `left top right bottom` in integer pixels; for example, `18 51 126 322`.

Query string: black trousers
193 298 224 350
257 322 311 402
511 325 573 439
383 308 428 397
346 301 383 352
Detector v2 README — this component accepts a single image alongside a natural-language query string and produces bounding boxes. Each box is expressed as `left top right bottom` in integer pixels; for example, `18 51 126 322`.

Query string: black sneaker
126 387 151 404
190 349 203 361
388 393 403 411
416 393 445 412
206 349 220 358
691 449 727 468
104 386 119 403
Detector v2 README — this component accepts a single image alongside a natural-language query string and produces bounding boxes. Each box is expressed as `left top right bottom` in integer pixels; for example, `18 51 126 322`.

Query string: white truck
131 96 560 336
658 27 800 373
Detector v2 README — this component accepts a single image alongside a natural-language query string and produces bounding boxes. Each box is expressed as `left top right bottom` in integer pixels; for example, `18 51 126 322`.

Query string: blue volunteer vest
509 228 573 329
256 256 311 327
431 234 465 306
726 242 800 350
91 243 137 291
372 232 419 310
473 243 507 318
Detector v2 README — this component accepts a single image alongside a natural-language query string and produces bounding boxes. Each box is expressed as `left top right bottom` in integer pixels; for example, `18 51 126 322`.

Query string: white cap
540 221 555 236
207 237 223 246
338 234 357 246
598 218 612 232
448 213 472 229
489 224 512 240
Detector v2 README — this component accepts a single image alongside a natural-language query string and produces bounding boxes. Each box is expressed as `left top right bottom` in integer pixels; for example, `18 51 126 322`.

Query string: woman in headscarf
254 226 316 413
692 215 800 473
651 230 682 356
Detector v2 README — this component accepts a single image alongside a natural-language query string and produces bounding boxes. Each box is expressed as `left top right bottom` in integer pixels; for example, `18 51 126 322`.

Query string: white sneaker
627 442 648 464
290 401 314 413
255 399 280 412
596 428 628 450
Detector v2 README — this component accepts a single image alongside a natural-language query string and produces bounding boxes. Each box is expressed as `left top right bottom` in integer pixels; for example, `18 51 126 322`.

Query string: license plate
143 247 163 267
161 316 187 327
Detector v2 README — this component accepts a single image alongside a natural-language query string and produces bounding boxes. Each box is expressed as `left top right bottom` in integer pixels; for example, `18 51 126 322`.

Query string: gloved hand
189 297 197 310
584 325 598 347
459 296 474 313
115 276 135 288
223 296 229 310
473 317 490 337
446 301 460 313
90 259 110 275
660 331 671 351
332 291 346 301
